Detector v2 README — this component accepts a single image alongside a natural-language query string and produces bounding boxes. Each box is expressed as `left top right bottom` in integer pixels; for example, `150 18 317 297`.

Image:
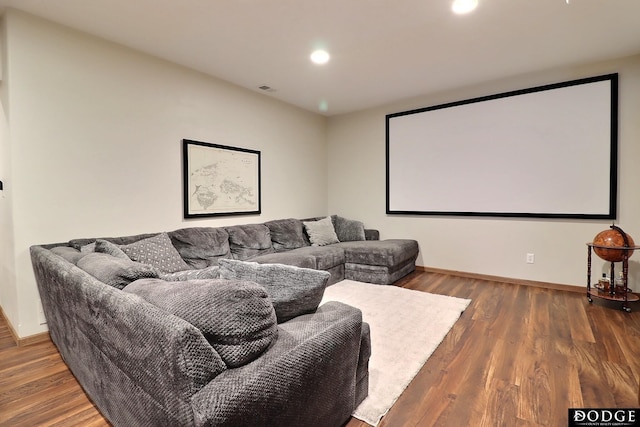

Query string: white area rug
321 280 471 426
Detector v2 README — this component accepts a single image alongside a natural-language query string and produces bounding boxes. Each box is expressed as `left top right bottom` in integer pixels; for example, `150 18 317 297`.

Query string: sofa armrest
191 301 366 427
30 246 225 426
364 228 379 240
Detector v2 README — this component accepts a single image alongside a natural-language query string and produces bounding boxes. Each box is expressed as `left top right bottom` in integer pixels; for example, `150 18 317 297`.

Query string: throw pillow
218 258 330 323
160 266 220 281
303 216 339 247
80 242 96 253
77 253 159 289
95 239 130 259
332 215 366 242
50 246 85 264
123 278 278 368
118 233 191 273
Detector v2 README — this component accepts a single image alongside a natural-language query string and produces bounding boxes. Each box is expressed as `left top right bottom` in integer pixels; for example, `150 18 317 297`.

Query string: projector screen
386 73 618 219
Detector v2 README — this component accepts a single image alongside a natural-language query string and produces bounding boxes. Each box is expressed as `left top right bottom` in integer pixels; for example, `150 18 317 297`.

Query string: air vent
258 85 276 92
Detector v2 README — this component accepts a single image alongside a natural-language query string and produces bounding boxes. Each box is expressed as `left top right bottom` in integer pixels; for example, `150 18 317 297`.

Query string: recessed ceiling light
452 0 478 14
310 49 330 65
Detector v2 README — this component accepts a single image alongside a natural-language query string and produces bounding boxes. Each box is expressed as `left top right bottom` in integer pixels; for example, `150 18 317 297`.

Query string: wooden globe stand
586 243 640 312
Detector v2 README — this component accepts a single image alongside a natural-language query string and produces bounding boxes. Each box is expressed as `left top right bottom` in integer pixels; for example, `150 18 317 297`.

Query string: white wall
0 10 328 338
0 98 14 322
0 15 18 327
328 55 640 289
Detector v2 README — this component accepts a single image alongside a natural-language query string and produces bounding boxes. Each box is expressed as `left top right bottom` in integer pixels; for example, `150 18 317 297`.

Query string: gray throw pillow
77 253 159 289
332 215 366 242
218 258 330 323
118 233 191 273
95 239 130 259
50 246 85 264
160 266 220 281
123 278 278 368
80 242 96 253
303 216 339 246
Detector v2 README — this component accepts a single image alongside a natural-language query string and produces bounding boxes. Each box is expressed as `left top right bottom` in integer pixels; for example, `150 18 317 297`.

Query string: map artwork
185 141 260 216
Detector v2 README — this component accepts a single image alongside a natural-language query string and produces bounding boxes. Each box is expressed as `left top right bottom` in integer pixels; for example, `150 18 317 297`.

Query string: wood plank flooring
2 270 639 426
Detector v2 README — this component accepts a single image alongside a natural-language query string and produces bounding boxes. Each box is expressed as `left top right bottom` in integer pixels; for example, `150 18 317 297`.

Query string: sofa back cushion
123 278 278 368
168 227 231 269
225 224 275 260
264 218 307 251
218 259 330 323
332 215 366 242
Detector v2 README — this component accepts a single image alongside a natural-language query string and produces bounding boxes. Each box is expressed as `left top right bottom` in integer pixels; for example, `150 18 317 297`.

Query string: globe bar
592 227 635 262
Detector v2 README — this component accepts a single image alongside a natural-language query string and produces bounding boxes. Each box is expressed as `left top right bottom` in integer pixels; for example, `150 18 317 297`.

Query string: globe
593 226 635 262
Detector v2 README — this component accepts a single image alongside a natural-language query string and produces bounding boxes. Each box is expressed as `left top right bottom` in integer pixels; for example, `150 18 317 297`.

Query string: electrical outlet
526 253 535 264
37 299 47 325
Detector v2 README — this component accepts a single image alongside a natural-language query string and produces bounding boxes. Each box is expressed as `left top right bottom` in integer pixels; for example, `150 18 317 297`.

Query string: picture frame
183 139 261 218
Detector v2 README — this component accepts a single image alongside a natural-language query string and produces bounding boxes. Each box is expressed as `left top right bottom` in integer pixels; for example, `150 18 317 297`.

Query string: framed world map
183 139 261 218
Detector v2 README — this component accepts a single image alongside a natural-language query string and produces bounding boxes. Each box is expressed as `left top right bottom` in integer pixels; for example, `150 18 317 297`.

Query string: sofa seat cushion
77 253 159 289
168 227 231 269
286 245 345 270
226 224 275 260
218 259 330 323
123 278 278 368
118 233 192 273
335 239 419 267
264 218 307 251
250 251 316 270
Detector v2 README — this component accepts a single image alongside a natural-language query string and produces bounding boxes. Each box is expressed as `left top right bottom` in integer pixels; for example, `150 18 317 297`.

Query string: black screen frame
385 73 618 220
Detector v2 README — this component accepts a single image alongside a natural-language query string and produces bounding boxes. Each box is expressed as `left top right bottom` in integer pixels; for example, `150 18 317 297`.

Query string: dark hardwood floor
2 270 639 426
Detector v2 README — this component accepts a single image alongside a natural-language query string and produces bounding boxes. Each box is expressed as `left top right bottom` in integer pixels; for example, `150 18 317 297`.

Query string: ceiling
1 0 640 116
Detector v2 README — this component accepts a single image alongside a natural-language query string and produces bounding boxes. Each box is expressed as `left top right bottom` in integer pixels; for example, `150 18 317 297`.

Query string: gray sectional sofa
30 215 418 426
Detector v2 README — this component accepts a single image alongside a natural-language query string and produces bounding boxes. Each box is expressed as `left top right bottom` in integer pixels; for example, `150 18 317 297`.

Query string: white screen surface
386 74 617 219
